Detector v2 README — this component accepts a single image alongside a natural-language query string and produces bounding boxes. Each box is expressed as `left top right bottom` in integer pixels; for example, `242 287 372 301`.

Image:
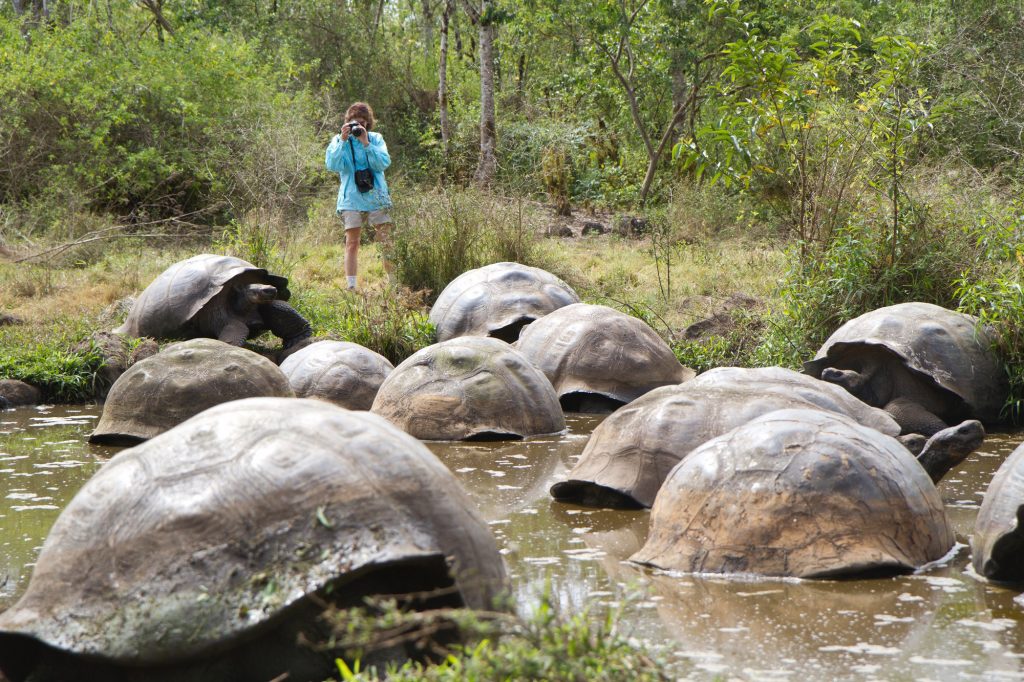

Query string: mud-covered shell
515 303 694 408
371 336 565 440
115 254 290 340
550 374 901 509
0 398 507 666
631 408 954 578
972 441 1024 581
803 302 1007 424
428 262 580 343
279 340 393 410
89 339 293 445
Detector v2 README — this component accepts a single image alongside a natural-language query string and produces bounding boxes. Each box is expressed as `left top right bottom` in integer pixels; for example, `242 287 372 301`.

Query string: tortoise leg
916 419 985 484
218 317 251 346
260 300 312 349
883 397 949 437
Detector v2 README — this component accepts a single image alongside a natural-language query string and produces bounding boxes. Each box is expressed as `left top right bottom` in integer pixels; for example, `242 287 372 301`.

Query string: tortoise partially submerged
550 368 978 509
972 441 1024 582
279 340 394 410
115 254 312 349
89 338 293 446
0 398 507 682
630 409 956 579
428 262 580 343
371 336 565 441
803 302 1007 436
515 303 694 413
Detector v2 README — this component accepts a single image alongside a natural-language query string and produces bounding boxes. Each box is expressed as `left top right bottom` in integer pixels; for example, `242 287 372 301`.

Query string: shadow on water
3 406 1024 679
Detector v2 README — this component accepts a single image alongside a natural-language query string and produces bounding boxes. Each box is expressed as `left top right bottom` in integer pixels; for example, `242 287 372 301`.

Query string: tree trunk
422 0 435 63
10 0 25 16
474 0 497 187
439 0 453 162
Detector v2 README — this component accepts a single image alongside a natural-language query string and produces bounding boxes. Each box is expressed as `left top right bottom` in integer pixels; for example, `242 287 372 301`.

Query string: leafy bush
293 287 434 365
325 592 671 682
0 319 103 402
0 10 319 232
387 188 552 302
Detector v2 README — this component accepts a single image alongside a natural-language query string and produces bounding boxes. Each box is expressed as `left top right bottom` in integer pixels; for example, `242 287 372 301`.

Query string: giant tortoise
115 254 312 349
89 338 293 446
515 302 694 413
279 340 394 410
371 336 565 441
972 441 1024 582
0 397 507 682
630 408 956 579
428 262 580 343
803 302 1006 436
550 368 981 509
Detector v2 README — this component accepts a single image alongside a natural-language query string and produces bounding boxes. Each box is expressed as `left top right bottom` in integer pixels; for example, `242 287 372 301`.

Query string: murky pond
2 405 1024 680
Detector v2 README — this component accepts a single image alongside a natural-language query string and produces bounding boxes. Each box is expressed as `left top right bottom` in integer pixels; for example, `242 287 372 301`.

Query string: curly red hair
345 102 376 131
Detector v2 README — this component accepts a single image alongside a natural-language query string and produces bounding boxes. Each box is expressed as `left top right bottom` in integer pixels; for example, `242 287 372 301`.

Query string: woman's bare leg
345 227 361 286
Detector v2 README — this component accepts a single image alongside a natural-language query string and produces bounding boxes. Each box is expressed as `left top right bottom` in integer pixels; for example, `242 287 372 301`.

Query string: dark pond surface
2 404 1024 680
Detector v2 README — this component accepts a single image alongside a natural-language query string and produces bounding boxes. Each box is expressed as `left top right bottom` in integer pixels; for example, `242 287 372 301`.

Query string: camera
346 121 365 137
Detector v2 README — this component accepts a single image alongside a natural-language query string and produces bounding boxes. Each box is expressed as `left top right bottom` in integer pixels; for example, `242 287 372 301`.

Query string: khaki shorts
340 209 392 230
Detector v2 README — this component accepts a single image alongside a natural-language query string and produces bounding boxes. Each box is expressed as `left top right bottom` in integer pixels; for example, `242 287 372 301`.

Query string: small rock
581 221 608 236
0 380 42 407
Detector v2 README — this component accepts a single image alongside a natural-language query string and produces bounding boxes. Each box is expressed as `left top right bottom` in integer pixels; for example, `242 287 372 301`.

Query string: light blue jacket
325 131 393 213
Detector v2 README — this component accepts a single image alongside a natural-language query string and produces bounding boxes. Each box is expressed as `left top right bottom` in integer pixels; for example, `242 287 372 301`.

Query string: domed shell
428 262 580 342
371 336 565 440
89 338 293 445
279 340 393 410
972 441 1024 582
0 398 507 675
115 254 290 340
803 302 1007 424
631 408 954 578
550 376 901 509
515 303 694 411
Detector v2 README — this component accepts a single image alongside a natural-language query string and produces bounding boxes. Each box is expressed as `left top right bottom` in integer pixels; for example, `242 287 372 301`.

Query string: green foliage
0 320 103 402
292 287 434 365
956 274 1024 424
387 188 552 303
0 8 318 232
323 592 671 681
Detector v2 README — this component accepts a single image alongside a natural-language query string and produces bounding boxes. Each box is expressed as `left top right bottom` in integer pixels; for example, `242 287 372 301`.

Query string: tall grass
387 188 554 303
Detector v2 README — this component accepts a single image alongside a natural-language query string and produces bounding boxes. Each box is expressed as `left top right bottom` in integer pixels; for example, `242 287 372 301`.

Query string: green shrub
292 287 433 365
324 592 672 682
387 188 552 302
0 10 319 232
0 319 103 402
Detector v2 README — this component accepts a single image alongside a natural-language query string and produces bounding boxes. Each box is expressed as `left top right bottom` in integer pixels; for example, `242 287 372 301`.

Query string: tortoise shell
371 336 565 440
428 262 580 343
115 254 290 340
0 397 506 679
803 302 1007 424
631 408 954 578
550 373 901 509
279 340 393 410
973 441 1024 582
89 338 293 446
515 303 694 411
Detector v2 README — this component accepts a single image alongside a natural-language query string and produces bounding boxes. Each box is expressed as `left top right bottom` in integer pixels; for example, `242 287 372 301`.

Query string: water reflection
1 406 1024 679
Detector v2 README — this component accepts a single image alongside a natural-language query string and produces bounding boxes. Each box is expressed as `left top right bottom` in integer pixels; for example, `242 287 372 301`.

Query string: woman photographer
325 102 393 291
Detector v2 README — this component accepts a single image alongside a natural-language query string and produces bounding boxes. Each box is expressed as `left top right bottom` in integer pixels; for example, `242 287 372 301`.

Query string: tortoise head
238 283 278 305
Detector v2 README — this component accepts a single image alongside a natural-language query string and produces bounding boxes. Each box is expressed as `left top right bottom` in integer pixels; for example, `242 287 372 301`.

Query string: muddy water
1 406 1024 680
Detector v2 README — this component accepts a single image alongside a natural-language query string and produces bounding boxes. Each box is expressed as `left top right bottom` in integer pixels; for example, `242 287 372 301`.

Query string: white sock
347 275 357 289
